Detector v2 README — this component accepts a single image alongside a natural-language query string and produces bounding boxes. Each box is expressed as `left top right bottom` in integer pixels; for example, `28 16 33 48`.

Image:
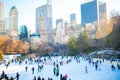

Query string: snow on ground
0 56 120 80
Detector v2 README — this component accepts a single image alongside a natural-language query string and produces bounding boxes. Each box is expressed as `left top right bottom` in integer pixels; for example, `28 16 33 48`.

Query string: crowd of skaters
0 71 20 80
0 55 120 80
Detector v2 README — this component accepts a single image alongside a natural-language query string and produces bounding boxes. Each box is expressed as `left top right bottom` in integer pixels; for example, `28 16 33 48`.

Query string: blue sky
0 0 120 33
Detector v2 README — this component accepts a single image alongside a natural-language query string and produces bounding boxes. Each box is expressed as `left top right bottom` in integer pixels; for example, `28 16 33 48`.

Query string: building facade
0 2 6 34
81 0 106 24
70 13 77 27
37 15 47 42
36 3 53 43
55 18 65 44
0 2 4 21
56 18 63 28
9 6 18 35
0 21 6 34
29 33 41 51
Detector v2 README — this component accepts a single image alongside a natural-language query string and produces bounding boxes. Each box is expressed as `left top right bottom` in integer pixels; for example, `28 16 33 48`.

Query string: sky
0 0 120 33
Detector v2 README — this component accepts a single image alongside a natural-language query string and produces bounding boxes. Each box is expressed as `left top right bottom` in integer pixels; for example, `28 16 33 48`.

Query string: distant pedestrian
53 62 55 66
60 74 63 80
63 74 68 80
25 66 28 72
25 60 27 64
95 63 98 70
16 72 20 80
55 67 59 76
42 78 45 80
33 76 36 80
1 71 5 79
37 76 41 80
111 64 115 70
4 74 9 80
100 60 102 64
53 67 56 76
85 66 88 73
92 61 94 66
117 63 120 69
48 77 51 80
32 67 35 74
9 77 14 80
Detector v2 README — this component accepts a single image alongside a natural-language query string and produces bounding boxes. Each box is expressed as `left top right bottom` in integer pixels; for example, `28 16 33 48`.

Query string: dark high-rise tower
81 0 106 24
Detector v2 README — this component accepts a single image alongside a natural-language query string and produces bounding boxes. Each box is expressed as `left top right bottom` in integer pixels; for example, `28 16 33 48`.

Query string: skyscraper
9 6 18 35
36 1 53 43
70 13 77 27
19 25 28 39
0 2 6 34
81 0 106 24
55 18 65 44
56 18 63 28
0 2 4 21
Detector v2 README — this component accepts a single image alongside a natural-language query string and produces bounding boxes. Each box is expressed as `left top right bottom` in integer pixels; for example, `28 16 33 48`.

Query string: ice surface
0 56 120 80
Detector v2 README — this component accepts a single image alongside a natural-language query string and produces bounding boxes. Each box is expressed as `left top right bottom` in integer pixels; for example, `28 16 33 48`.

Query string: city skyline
0 0 120 33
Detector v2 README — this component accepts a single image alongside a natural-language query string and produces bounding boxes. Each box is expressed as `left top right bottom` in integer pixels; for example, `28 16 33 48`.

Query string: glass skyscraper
19 25 28 39
36 4 53 43
81 0 106 24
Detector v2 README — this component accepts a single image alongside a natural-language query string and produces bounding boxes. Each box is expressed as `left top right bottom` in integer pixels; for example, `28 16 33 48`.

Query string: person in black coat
9 77 14 80
37 76 41 80
60 74 63 80
25 66 28 72
33 76 36 80
16 72 20 80
32 67 35 74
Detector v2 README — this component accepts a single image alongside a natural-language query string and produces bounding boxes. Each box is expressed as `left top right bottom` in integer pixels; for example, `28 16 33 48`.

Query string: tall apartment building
56 18 63 28
0 2 4 20
36 2 53 43
70 13 77 27
9 6 18 35
0 2 6 34
81 0 106 24
55 18 65 44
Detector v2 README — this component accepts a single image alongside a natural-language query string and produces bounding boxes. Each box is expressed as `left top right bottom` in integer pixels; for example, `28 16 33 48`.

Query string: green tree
67 36 78 56
76 32 89 54
105 35 112 47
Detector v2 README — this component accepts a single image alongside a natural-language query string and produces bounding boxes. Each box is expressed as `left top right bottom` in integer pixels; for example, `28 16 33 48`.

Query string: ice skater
111 64 115 71
56 64 59 76
16 72 20 80
85 66 88 73
25 66 28 72
53 67 56 76
32 67 35 74
38 65 41 72
33 76 36 80
95 62 98 70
